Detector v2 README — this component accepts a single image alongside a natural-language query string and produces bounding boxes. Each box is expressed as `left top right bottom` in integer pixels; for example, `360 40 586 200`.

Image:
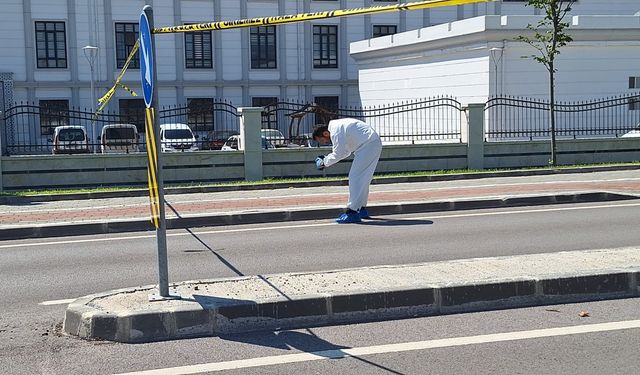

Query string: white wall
3 0 640 108
0 0 26 80
358 53 490 105
353 15 640 105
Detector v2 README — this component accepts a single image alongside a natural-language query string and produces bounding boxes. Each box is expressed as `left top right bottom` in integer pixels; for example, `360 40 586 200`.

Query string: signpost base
148 291 182 302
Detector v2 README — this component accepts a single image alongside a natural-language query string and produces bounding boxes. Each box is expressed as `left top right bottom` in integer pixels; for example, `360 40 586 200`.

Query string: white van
51 125 90 154
159 123 199 152
100 124 139 153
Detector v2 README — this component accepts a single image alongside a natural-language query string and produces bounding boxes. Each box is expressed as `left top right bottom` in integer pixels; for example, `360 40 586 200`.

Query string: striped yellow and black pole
144 107 160 228
152 0 493 34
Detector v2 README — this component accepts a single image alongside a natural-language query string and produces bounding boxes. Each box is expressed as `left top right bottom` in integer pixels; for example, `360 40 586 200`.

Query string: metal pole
144 5 171 298
90 64 96 152
83 45 98 153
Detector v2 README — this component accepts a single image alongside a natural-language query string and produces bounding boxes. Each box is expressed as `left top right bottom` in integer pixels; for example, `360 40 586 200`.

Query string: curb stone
1 192 638 241
63 247 640 343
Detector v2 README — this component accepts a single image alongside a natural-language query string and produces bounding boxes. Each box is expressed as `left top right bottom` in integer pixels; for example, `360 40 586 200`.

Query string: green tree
515 0 575 166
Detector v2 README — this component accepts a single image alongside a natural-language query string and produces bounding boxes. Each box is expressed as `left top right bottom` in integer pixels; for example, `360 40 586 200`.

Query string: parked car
261 128 286 147
159 123 199 152
200 130 238 150
50 125 90 154
221 135 275 151
621 125 640 138
288 134 325 148
100 124 140 153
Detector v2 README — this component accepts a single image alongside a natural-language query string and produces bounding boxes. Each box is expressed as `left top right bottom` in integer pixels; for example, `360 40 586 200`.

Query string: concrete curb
2 164 639 203
63 248 640 343
1 192 638 241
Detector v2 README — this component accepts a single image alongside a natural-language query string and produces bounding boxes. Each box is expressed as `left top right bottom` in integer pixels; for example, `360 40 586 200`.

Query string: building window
250 26 277 69
185 29 213 69
629 77 640 89
115 23 140 69
35 21 67 68
313 96 339 124
187 98 214 131
119 99 146 132
39 100 69 135
313 25 338 69
253 97 279 129
373 25 397 38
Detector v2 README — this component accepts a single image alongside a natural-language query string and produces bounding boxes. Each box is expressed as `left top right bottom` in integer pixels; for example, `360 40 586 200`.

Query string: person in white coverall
312 118 382 224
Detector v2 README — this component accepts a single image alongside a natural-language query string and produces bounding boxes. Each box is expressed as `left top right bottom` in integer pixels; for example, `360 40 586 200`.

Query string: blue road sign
139 11 154 108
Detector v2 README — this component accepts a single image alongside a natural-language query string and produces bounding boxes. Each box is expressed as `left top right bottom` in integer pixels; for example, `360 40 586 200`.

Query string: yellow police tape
96 40 140 113
153 0 493 34
95 0 490 113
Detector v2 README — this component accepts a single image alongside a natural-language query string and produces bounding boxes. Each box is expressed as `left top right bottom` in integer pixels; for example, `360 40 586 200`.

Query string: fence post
238 107 263 181
0 109 3 192
464 103 485 170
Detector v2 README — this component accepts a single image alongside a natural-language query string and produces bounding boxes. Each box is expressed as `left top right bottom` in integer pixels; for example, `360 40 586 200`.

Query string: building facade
1 0 639 119
351 14 640 105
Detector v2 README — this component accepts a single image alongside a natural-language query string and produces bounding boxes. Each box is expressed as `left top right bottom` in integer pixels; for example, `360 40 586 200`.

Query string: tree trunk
549 64 557 166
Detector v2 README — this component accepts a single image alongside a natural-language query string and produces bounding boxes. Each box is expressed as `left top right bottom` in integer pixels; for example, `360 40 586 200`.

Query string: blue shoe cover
336 212 361 224
358 207 370 219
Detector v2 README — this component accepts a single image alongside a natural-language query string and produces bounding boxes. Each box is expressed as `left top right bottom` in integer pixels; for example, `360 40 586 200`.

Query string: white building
1 0 639 119
351 13 640 105
349 8 640 140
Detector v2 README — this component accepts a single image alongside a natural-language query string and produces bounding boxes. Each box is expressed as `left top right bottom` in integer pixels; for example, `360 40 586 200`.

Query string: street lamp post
489 47 503 97
83 45 99 153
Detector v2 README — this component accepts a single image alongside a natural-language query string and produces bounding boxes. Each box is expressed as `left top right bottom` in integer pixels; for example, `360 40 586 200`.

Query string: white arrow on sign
141 36 152 87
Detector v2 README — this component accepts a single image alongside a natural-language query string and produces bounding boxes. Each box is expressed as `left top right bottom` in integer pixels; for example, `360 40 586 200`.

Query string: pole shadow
358 217 433 226
219 328 405 374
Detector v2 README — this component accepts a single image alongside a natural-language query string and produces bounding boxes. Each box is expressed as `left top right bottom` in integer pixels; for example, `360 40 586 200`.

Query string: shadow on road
219 329 404 374
359 217 433 226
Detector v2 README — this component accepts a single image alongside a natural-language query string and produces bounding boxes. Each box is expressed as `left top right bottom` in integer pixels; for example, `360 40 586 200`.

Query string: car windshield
165 129 193 139
262 130 281 137
59 129 85 141
105 127 135 139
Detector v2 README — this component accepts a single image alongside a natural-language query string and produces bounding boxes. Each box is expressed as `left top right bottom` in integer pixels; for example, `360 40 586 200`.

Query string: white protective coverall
323 118 382 211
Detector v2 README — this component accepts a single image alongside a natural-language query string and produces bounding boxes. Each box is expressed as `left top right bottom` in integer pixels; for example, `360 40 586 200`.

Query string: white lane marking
6 177 640 214
114 319 640 375
2 201 640 250
39 298 75 306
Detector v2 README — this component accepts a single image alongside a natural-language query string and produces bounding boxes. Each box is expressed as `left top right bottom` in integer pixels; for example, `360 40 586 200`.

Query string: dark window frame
313 96 339 125
35 21 67 69
373 24 397 38
39 99 70 135
250 26 277 69
253 97 279 129
313 25 338 69
115 22 140 69
118 99 146 133
184 27 213 69
187 98 215 131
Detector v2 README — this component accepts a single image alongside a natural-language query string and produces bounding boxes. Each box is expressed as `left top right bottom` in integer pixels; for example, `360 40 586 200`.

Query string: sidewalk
64 247 640 343
2 167 640 240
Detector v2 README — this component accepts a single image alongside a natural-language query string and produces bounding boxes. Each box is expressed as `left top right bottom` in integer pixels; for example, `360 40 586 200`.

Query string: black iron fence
5 93 638 155
485 93 640 140
1 100 240 155
261 96 463 146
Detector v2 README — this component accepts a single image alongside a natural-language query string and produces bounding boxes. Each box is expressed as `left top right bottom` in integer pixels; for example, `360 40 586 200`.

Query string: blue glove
315 155 325 170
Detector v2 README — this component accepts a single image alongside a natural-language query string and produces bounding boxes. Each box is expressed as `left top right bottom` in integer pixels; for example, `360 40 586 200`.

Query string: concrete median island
64 247 640 343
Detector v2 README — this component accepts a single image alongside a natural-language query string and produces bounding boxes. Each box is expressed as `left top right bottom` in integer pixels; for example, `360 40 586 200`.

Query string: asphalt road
1 200 639 374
